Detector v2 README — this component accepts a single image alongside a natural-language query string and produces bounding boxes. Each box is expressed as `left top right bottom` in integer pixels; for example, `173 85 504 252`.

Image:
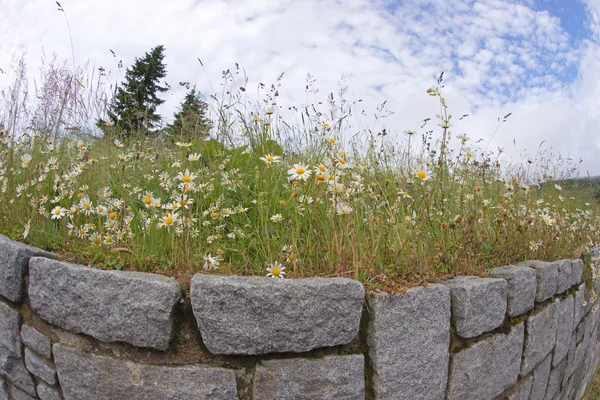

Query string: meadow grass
1 62 600 292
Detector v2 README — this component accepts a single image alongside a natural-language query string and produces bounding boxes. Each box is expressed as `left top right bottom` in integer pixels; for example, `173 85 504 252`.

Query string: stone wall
0 233 599 400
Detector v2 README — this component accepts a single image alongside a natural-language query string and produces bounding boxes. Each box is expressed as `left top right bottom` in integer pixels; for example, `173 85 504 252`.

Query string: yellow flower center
417 171 427 180
165 217 174 225
93 237 101 244
272 267 280 276
182 175 191 183
105 237 112 243
181 199 188 206
84 203 91 210
144 196 152 205
317 174 325 181
109 212 117 220
211 212 218 218
295 168 305 175
54 209 61 215
288 254 296 261
266 156 274 162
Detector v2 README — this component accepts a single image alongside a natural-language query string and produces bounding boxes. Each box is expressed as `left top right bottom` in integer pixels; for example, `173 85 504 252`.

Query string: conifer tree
167 87 211 139
107 45 168 134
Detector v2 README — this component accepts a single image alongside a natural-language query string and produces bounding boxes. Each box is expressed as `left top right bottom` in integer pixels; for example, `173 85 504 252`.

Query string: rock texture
367 284 450 400
490 265 536 317
0 234 54 302
553 295 574 367
446 323 524 400
443 276 507 338
555 260 573 294
53 344 237 400
503 376 533 400
253 355 364 400
190 275 364 355
20 325 52 360
36 382 61 400
29 257 181 351
571 259 584 286
528 355 551 400
521 301 558 376
0 301 35 396
523 260 558 302
24 348 55 385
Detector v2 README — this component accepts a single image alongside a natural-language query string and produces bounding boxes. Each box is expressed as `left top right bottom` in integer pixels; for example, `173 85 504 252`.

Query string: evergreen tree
167 87 211 139
107 45 168 134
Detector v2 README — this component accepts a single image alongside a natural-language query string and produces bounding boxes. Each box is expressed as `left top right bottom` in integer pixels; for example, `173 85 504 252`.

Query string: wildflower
266 261 286 278
260 154 281 165
175 142 192 148
554 184 562 191
203 254 221 271
188 153 201 161
158 212 179 229
175 169 196 184
415 168 431 183
79 197 94 216
334 202 353 215
23 220 30 239
50 206 66 220
270 214 284 223
90 232 102 246
114 139 123 148
288 164 311 181
21 154 32 168
529 241 541 251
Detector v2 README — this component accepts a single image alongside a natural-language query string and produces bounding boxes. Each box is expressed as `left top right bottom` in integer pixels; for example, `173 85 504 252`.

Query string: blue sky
1 0 600 175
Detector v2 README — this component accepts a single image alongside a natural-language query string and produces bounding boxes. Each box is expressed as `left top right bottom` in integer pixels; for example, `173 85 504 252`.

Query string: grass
1 57 600 292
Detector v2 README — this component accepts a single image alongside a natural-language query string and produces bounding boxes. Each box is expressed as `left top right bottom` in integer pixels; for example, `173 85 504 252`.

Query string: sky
1 0 600 176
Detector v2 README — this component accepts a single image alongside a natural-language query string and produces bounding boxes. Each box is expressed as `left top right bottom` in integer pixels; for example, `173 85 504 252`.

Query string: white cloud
1 0 600 175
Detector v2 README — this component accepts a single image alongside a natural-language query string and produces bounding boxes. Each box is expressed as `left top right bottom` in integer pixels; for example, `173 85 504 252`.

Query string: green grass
1 81 599 291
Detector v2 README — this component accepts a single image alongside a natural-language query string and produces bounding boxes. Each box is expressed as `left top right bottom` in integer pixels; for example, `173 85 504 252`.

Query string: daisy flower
266 261 286 278
50 206 67 220
288 164 311 181
203 254 221 271
175 169 197 184
158 212 179 229
260 154 281 165
334 202 353 215
270 214 284 223
23 220 30 239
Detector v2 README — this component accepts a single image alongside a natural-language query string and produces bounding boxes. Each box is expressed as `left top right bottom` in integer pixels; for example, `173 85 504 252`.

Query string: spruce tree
107 45 168 134
167 87 211 140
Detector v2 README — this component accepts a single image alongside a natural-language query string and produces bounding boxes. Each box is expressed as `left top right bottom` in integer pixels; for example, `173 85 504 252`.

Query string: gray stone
544 359 567 400
529 355 551 400
29 258 181 351
447 323 524 400
53 344 237 400
253 355 364 400
9 386 35 400
0 377 7 400
0 234 54 302
522 260 558 302
553 295 574 367
367 284 450 400
503 376 532 400
490 265 536 317
574 283 586 330
20 325 52 360
24 348 55 385
36 382 62 400
443 276 507 338
0 301 35 396
555 260 573 294
571 259 583 286
191 275 364 355
521 301 558 376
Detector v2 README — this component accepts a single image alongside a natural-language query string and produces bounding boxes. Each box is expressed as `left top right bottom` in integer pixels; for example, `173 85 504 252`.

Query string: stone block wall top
571 259 584 286
367 284 450 400
0 235 54 303
446 323 524 400
521 301 558 376
252 355 364 400
29 257 182 351
20 325 52 360
443 276 507 338
490 265 536 317
53 344 238 400
555 259 573 294
521 260 558 302
190 275 364 355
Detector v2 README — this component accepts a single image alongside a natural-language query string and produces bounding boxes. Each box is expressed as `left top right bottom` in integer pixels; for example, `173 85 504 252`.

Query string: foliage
166 87 212 140
105 45 167 134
